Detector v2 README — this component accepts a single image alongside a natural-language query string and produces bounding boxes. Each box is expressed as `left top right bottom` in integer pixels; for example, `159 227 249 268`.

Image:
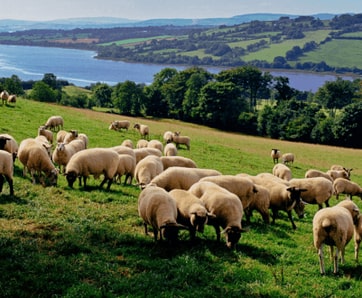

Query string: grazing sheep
169 189 213 240
282 153 294 165
0 150 14 196
77 133 89 149
147 139 163 153
354 214 362 262
289 177 334 209
189 181 243 248
115 154 136 185
313 200 360 274
326 170 350 181
18 138 58 186
7 94 16 104
38 126 53 144
138 184 187 242
121 139 133 149
270 149 281 164
304 169 333 182
134 155 164 189
333 178 362 200
0 135 10 150
171 132 190 150
163 131 173 144
150 166 221 191
52 140 86 173
110 145 136 160
56 130 68 143
63 130 78 144
0 134 18 161
163 142 177 156
1 90 9 105
134 123 149 139
160 156 197 170
65 148 119 190
273 163 292 181
136 139 149 149
108 120 130 131
330 165 353 179
44 115 64 131
133 147 162 164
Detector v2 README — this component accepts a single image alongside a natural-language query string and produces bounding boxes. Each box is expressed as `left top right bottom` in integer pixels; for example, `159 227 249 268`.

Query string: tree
42 73 58 90
29 81 57 102
92 83 113 107
112 81 143 116
273 76 295 101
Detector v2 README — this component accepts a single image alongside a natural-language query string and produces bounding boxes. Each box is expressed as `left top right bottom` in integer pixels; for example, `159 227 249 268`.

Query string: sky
1 0 361 21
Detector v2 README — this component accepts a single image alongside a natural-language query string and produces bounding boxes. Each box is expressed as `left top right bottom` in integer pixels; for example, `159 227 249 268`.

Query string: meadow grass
1 98 362 297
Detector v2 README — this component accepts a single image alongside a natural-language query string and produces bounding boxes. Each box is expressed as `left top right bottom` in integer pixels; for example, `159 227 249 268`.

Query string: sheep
313 200 360 274
1 90 9 105
18 138 58 186
189 181 244 248
282 152 294 165
38 126 53 144
108 120 130 131
7 94 16 104
134 155 164 189
121 139 133 149
326 170 350 181
44 115 64 131
52 140 86 173
304 169 333 182
56 130 68 143
138 184 187 242
134 123 149 139
160 156 197 170
289 177 334 209
110 145 136 160
333 178 362 200
163 142 177 156
354 214 362 262
171 132 190 150
133 147 162 164
147 139 163 153
0 150 14 196
270 149 281 164
64 148 119 190
150 166 221 191
63 130 78 144
77 133 89 149
0 135 10 150
136 139 148 149
115 154 136 185
169 189 213 240
330 165 353 179
0 134 18 161
272 163 292 181
163 131 173 144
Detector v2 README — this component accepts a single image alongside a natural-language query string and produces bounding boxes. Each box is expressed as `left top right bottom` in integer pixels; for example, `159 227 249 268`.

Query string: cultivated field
1 98 362 297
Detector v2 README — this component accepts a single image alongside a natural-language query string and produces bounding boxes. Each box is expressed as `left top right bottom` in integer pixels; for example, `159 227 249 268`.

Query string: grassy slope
1 98 362 297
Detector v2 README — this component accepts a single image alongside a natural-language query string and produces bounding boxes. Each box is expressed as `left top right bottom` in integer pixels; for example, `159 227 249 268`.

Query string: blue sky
2 0 361 21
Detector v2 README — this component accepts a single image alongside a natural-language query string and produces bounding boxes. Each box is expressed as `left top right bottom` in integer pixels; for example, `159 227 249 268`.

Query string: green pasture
100 35 174 46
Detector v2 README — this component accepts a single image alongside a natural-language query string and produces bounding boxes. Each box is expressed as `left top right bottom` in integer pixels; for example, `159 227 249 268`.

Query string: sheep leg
318 245 325 275
213 224 221 241
287 210 297 230
5 175 14 196
355 240 360 262
0 175 4 193
333 247 339 274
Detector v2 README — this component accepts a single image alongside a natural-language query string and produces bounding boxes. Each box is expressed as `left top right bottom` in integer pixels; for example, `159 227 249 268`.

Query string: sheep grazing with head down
44 115 64 131
333 178 362 200
282 152 294 165
38 126 53 144
63 130 78 144
138 184 187 242
108 120 130 131
273 163 292 181
270 149 281 164
7 94 16 104
0 150 14 196
304 169 334 182
147 139 163 153
134 123 149 139
136 139 148 149
121 139 133 149
0 134 18 161
326 169 350 181
313 199 360 274
163 143 177 156
171 132 190 150
160 156 197 170
134 155 164 189
115 154 136 185
163 131 173 144
133 147 162 164
330 165 352 179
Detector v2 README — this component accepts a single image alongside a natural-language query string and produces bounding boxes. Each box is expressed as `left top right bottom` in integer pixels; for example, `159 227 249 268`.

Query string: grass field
1 98 362 297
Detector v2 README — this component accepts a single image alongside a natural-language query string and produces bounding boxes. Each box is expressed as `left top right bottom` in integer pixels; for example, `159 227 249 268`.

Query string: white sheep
138 184 187 242
169 189 213 240
270 149 281 164
121 139 133 149
313 199 360 274
134 123 149 139
56 130 67 143
282 152 294 165
38 126 53 144
272 163 292 181
163 131 173 144
330 165 352 179
65 148 119 190
63 130 78 144
304 169 333 182
0 133 18 161
333 178 362 200
7 94 16 104
150 166 221 191
289 177 334 209
77 133 89 149
18 138 58 186
1 90 9 105
44 115 64 131
147 139 163 153
326 170 350 181
189 181 243 248
109 120 130 131
115 154 136 185
134 155 164 189
52 140 86 173
110 145 136 160
160 156 197 170
354 214 362 262
0 150 14 196
163 142 177 156
136 139 149 149
133 147 162 164
171 132 190 150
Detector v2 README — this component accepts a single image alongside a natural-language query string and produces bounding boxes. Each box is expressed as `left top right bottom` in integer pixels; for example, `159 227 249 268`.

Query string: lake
0 44 356 92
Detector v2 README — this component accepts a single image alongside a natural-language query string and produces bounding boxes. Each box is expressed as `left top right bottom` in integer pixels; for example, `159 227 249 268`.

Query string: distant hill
0 13 336 32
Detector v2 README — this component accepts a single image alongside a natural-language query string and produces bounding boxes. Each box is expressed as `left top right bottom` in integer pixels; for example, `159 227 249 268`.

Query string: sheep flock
1 110 362 276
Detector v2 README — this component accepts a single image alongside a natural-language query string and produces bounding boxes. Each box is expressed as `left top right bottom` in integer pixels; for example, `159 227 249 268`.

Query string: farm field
1 98 362 297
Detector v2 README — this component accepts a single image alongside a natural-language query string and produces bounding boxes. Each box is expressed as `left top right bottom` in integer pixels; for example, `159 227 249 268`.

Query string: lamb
133 147 162 164
160 156 197 170
150 166 221 191
115 154 136 185
169 189 213 240
121 139 133 149
282 152 294 165
147 139 163 153
289 177 334 209
63 130 78 144
171 132 190 150
313 200 360 274
134 123 149 139
138 184 187 242
134 155 164 189
44 115 64 131
64 148 119 190
326 170 350 181
270 149 281 164
0 150 14 196
136 139 149 149
0 134 18 161
330 165 352 179
333 178 362 200
163 131 173 144
304 169 333 182
189 181 243 248
38 126 53 144
272 163 292 181
18 138 58 186
52 140 86 173
163 142 177 156
108 120 130 131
